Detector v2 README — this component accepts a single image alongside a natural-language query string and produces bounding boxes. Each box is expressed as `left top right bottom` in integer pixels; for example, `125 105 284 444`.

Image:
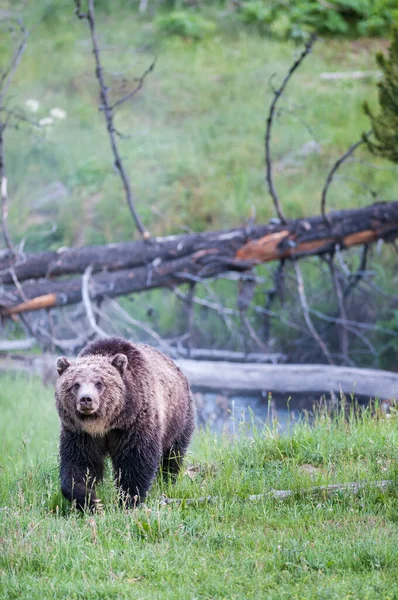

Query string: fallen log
172 349 287 364
0 200 397 315
177 361 398 400
1 353 397 400
161 480 394 506
0 338 36 351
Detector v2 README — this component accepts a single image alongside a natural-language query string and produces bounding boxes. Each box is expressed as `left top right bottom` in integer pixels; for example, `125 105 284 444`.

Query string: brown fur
55 337 195 510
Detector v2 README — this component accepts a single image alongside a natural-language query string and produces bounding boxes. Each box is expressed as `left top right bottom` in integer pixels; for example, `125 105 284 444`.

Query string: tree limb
0 201 397 315
0 18 28 253
293 260 334 364
81 265 107 337
265 34 317 224
74 0 150 239
320 134 370 224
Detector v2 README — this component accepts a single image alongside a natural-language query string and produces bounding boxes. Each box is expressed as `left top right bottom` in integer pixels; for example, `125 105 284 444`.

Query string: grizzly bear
55 337 195 511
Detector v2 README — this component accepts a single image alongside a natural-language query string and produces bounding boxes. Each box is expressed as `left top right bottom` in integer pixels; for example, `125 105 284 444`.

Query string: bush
237 0 398 40
156 11 216 40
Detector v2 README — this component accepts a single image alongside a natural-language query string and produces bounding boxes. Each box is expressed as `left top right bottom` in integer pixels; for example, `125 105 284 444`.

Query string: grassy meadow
4 10 397 246
1 373 398 599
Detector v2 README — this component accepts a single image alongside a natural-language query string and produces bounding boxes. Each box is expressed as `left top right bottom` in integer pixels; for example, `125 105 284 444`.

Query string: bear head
55 353 128 436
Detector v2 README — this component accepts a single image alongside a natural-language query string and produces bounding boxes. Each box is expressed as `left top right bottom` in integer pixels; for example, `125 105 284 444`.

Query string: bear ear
57 356 71 376
111 353 128 375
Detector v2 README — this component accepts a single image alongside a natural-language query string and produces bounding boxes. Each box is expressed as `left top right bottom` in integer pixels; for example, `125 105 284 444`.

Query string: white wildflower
25 99 40 112
50 107 67 120
39 117 55 127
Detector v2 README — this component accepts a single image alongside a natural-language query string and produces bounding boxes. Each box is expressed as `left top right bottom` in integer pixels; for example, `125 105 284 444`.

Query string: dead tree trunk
0 200 397 316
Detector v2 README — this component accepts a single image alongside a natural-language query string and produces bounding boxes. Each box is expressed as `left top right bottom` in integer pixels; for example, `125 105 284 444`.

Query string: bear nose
80 396 93 404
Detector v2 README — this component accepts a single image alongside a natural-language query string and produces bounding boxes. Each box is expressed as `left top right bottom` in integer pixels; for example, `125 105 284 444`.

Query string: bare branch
81 265 107 337
9 267 27 301
108 298 174 354
111 57 156 111
320 132 371 224
265 33 317 224
0 170 13 252
0 19 28 254
324 254 349 359
263 259 285 340
241 311 268 353
74 0 150 239
181 282 195 357
293 260 334 364
308 304 395 336
343 244 369 299
0 19 28 104
36 326 92 353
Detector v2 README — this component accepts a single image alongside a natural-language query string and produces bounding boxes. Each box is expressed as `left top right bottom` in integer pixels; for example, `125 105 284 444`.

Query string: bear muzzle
76 386 100 416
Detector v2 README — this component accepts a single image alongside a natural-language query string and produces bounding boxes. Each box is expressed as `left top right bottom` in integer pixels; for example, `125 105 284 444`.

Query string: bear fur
55 337 195 510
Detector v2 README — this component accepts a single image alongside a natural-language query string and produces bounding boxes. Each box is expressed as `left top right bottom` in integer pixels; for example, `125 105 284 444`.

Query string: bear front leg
59 428 105 511
109 432 161 507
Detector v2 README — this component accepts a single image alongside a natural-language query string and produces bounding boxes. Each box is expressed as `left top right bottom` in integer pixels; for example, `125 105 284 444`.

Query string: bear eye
73 382 80 391
95 381 102 390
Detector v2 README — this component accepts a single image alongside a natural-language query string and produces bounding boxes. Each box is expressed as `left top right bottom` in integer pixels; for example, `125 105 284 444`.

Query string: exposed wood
1 353 397 400
172 349 287 363
161 480 394 506
0 338 36 351
319 71 381 80
4 293 57 315
176 360 398 400
0 201 397 316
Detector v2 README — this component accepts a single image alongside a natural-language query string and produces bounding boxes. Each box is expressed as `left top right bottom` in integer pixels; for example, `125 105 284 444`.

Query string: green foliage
363 29 398 163
1 375 398 598
156 11 216 40
13 0 398 41
237 0 397 40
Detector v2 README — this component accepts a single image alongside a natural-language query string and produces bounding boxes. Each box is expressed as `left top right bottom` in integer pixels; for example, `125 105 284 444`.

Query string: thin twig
0 170 13 252
241 312 268 353
0 19 28 104
108 298 174 354
9 267 28 301
183 282 195 357
111 57 156 111
173 286 237 341
320 132 371 224
37 326 92 352
263 259 285 340
293 260 334 365
75 0 150 239
265 33 317 224
343 244 369 299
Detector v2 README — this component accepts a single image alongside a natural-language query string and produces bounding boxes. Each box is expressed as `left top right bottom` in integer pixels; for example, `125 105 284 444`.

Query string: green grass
1 374 398 599
2 10 396 246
